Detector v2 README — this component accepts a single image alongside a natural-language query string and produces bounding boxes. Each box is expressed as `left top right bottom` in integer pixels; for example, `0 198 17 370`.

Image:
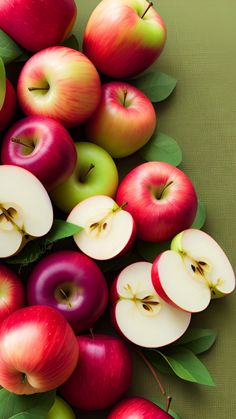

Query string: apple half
0 165 53 258
110 262 191 348
67 195 136 260
151 229 235 313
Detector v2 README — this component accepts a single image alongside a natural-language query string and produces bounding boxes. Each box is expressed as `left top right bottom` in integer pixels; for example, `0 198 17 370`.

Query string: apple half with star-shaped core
1 116 77 191
0 264 25 322
0 79 17 134
67 195 136 260
17 47 101 127
108 397 172 418
85 81 156 158
47 396 76 419
0 305 79 394
27 250 108 333
116 161 198 242
151 229 236 313
0 165 53 258
83 0 166 78
110 262 191 348
51 142 119 213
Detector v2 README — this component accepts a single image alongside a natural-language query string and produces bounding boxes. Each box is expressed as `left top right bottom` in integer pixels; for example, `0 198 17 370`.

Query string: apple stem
21 373 27 384
123 90 128 107
158 181 173 200
80 163 95 183
28 86 49 91
141 1 153 19
89 328 95 339
136 349 172 412
59 288 72 308
11 137 34 150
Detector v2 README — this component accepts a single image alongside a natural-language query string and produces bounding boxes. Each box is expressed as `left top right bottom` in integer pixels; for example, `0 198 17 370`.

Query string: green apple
47 396 76 419
50 142 119 213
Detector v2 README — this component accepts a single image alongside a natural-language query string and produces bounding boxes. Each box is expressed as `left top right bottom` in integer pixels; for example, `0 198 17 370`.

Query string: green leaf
62 34 79 50
173 328 217 354
191 199 206 229
0 56 6 110
0 389 56 419
145 350 174 375
0 29 23 64
137 240 170 263
139 131 182 166
158 347 215 386
6 220 83 265
130 71 177 102
149 399 181 419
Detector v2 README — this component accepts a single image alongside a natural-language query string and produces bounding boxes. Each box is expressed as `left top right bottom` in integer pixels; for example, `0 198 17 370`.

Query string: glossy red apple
108 397 173 418
0 79 17 133
60 334 133 410
0 264 25 322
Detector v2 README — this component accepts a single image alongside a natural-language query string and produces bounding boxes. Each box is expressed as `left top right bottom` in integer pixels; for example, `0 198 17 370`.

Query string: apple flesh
1 116 77 191
151 229 236 312
50 142 119 213
0 264 25 322
108 397 172 418
0 79 17 133
83 0 166 78
110 262 191 348
116 161 198 242
0 0 77 52
67 195 136 260
27 250 108 333
17 47 101 127
60 334 132 410
0 305 79 394
0 165 53 258
85 81 156 158
46 396 76 419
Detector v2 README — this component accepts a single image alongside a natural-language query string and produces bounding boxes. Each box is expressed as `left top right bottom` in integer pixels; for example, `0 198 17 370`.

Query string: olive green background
73 1 236 418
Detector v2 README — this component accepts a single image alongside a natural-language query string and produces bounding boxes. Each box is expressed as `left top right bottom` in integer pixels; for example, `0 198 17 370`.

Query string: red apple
0 79 17 133
60 334 133 410
0 264 25 323
116 162 198 242
85 81 157 158
1 116 77 191
108 397 173 418
0 305 79 394
27 250 108 333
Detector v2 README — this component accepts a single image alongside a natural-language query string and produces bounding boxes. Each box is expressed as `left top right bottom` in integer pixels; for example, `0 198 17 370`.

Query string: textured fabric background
74 1 236 417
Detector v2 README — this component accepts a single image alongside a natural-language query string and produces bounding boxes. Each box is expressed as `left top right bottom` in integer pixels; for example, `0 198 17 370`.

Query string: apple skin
60 334 133 411
108 397 173 418
83 0 166 78
27 250 108 333
0 79 17 133
51 142 119 213
151 253 177 307
1 116 77 191
0 0 77 52
46 396 76 419
85 81 157 158
0 264 25 323
17 47 101 127
0 305 79 394
116 161 198 242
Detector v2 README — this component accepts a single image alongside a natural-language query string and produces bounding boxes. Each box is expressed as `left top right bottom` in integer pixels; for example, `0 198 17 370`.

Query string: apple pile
0 0 235 418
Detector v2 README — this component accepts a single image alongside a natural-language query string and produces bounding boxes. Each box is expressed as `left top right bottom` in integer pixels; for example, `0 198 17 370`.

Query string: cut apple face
0 165 53 258
67 195 135 260
151 229 235 313
111 262 191 348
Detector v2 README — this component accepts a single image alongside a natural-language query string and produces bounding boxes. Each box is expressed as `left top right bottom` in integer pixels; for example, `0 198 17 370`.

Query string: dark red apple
108 397 173 418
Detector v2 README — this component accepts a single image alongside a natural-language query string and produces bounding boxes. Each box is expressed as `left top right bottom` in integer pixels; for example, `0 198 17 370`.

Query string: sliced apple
0 165 53 258
67 195 136 260
151 229 235 313
110 262 191 348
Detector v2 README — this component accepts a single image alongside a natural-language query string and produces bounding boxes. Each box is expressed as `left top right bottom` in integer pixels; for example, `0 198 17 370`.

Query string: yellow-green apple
60 334 132 410
85 81 156 158
17 47 101 127
27 250 108 333
1 116 77 191
116 162 198 242
0 305 79 394
0 264 25 322
50 142 119 213
0 0 77 52
151 229 236 312
47 396 76 419
110 262 191 347
108 397 172 418
67 195 136 260
0 79 17 133
0 165 53 258
83 0 166 78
